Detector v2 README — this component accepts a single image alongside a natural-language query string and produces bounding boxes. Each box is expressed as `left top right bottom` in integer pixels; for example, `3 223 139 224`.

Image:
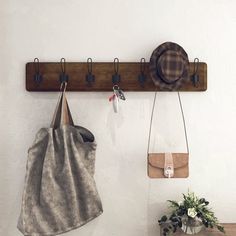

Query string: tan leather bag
148 153 189 178
147 92 189 178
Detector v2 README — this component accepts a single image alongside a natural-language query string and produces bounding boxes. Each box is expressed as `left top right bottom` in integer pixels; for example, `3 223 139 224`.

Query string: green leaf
217 225 225 234
168 200 179 208
160 215 168 222
199 198 206 204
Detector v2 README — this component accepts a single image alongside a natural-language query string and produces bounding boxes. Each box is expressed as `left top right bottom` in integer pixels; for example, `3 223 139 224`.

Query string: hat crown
149 42 189 90
158 50 185 83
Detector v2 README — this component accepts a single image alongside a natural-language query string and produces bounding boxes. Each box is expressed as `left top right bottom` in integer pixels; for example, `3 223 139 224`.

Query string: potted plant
158 191 225 235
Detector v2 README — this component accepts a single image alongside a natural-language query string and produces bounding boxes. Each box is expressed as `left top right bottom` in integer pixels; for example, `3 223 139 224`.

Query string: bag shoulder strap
147 91 189 155
50 90 74 129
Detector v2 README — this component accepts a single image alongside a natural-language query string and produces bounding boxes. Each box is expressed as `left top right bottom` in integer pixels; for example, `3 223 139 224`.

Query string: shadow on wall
147 201 165 236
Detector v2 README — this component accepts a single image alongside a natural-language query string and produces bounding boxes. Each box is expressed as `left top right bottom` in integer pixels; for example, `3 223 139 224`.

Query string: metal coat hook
33 58 43 84
60 81 67 92
138 58 146 87
59 58 69 85
61 58 66 73
191 58 200 87
112 58 121 84
86 58 95 85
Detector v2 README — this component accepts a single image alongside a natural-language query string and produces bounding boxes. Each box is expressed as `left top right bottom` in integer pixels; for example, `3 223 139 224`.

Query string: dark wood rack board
26 62 207 91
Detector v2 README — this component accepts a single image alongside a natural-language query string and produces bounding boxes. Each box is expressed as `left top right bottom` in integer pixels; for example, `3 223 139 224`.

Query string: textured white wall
1 0 236 235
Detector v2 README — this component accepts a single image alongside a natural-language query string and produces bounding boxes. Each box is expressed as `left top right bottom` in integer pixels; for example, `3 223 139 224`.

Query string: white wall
1 0 236 235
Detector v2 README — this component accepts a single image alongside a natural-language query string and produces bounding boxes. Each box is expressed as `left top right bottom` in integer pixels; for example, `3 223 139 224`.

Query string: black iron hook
191 58 200 87
86 58 95 85
112 58 121 84
59 58 69 85
140 58 146 73
87 58 93 74
60 81 67 92
60 58 66 73
138 58 146 87
33 58 43 84
193 58 199 73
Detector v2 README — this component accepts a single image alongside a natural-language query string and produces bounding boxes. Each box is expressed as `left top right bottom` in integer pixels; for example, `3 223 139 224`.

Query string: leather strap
147 91 189 155
50 85 74 129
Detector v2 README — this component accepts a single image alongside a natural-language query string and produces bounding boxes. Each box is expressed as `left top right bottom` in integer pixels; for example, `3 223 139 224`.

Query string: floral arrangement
158 191 225 235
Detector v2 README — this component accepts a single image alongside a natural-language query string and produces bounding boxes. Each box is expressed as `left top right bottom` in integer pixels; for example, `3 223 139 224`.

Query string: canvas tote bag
18 84 103 235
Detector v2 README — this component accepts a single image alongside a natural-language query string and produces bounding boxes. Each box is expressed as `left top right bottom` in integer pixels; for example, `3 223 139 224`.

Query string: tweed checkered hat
149 42 189 90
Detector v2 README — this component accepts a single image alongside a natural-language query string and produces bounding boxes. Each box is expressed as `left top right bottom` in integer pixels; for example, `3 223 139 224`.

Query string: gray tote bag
18 88 103 235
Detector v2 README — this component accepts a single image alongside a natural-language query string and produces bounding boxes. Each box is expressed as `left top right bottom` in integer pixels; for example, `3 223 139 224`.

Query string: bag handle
147 91 189 155
50 82 74 128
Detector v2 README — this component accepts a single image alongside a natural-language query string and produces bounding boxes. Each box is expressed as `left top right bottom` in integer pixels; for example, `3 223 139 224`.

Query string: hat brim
149 42 189 91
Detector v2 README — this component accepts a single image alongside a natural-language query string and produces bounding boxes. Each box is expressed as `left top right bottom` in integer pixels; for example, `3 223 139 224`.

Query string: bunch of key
109 85 126 113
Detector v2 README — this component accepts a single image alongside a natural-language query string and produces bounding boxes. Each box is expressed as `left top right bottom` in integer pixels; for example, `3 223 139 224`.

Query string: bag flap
148 153 188 169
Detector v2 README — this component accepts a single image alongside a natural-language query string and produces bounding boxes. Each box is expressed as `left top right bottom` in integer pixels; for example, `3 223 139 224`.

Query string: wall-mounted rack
26 60 207 92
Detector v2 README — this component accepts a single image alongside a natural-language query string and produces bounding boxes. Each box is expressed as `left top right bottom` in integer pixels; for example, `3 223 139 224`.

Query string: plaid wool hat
149 42 189 90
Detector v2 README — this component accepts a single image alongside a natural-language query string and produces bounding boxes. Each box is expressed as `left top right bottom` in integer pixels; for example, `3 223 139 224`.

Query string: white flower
178 201 183 206
187 208 197 218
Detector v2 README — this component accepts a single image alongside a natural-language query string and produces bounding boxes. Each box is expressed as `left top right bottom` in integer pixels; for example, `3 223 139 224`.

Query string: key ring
113 85 119 91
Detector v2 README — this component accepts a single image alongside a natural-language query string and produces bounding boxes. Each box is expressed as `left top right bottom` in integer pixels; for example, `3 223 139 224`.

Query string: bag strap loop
50 83 74 129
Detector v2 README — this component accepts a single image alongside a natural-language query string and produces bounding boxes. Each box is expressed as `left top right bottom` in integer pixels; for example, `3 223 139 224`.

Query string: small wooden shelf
26 62 207 92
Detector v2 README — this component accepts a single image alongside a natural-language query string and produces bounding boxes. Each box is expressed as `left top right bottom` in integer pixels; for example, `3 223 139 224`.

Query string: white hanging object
113 93 119 113
109 85 125 113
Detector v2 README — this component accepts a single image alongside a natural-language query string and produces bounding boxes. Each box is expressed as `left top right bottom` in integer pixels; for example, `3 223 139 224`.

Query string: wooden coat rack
26 60 207 92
